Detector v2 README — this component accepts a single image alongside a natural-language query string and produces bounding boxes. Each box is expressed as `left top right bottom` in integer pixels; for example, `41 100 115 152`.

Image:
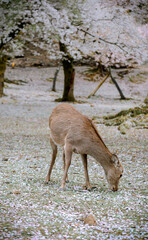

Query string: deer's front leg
60 143 72 190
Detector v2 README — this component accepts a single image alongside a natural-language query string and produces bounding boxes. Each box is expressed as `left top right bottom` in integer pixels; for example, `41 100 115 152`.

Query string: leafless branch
78 28 128 53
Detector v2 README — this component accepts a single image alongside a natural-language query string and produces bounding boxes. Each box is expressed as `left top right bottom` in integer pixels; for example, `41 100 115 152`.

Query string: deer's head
105 154 123 191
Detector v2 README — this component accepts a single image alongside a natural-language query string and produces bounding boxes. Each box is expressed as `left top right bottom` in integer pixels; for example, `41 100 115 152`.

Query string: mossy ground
102 103 148 130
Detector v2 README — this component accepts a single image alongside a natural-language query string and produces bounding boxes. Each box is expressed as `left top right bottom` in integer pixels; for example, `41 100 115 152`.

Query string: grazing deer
46 103 123 191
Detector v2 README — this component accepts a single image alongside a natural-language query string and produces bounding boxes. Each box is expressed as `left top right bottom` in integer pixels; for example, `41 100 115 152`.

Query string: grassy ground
0 66 148 239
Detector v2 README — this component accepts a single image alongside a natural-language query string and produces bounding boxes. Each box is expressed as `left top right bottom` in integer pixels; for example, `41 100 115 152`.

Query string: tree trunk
0 56 7 97
52 66 60 92
59 42 75 102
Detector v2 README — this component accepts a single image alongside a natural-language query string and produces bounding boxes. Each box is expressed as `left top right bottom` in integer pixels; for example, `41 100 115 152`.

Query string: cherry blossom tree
0 0 147 99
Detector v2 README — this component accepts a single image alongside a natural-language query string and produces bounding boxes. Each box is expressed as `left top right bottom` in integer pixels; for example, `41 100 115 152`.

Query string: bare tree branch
78 28 128 53
87 72 110 98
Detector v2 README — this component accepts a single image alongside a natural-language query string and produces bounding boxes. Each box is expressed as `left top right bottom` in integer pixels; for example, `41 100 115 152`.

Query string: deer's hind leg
46 136 57 183
63 150 69 183
81 154 91 190
60 142 72 190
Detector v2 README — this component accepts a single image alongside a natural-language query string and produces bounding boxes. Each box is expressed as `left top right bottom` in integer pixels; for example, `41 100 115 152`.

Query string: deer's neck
87 140 112 170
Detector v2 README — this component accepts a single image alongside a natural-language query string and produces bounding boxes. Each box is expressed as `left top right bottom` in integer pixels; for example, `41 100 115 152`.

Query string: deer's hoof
59 187 65 191
83 185 92 191
88 186 97 191
44 181 49 185
65 180 69 183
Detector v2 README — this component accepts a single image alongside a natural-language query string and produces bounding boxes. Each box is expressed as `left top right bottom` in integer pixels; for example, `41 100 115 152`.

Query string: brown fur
46 103 123 191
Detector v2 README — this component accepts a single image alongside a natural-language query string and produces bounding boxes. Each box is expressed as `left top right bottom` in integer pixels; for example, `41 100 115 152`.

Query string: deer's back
49 104 96 147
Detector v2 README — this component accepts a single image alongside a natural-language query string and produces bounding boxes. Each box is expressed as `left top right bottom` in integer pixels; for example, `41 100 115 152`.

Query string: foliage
0 0 31 56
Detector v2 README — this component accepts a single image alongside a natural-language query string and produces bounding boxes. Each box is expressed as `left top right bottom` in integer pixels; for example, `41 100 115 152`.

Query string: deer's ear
111 154 119 166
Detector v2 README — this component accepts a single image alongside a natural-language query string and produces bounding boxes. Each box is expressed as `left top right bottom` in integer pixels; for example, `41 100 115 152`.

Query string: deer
46 103 123 191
